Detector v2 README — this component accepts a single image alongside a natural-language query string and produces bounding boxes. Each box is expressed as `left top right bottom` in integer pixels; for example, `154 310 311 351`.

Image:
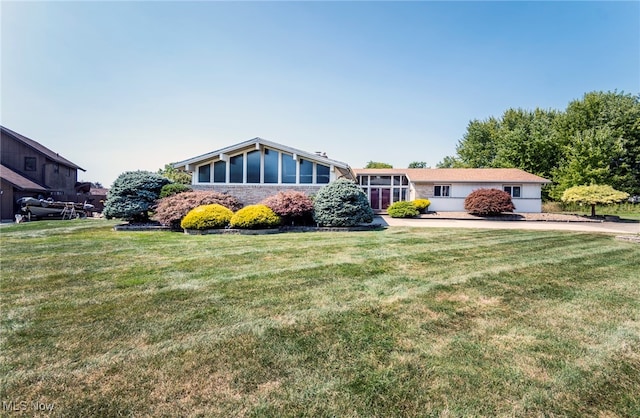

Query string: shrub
387 201 419 218
412 198 431 213
260 191 314 226
103 171 171 222
159 183 192 199
464 188 515 216
153 191 242 229
230 205 281 229
180 204 234 230
313 179 374 227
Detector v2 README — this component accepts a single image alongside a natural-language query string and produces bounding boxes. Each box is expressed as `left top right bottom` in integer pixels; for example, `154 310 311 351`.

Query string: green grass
1 220 639 417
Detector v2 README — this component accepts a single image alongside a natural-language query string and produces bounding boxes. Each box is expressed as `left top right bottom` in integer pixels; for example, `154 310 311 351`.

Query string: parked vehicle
18 197 94 220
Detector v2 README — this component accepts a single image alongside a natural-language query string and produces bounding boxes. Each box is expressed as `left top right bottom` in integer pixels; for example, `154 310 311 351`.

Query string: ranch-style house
173 137 551 213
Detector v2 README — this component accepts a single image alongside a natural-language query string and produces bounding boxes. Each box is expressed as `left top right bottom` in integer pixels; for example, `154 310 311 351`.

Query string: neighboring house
1 126 86 220
354 168 551 213
173 137 355 205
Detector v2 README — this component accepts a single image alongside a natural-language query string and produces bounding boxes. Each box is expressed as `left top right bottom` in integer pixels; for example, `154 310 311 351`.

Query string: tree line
438 91 639 200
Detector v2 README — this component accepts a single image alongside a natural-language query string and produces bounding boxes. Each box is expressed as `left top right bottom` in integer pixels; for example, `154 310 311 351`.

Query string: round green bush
387 201 419 218
159 183 192 199
313 179 374 227
412 198 431 213
180 204 234 230
229 204 281 229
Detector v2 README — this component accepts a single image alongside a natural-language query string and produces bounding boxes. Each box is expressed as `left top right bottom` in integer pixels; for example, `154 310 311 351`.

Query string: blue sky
2 1 638 186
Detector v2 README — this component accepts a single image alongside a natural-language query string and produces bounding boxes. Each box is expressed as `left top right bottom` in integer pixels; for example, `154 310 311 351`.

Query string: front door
370 188 391 210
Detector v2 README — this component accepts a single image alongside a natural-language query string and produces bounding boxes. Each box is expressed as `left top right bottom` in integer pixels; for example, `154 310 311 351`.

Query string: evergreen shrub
159 183 192 199
180 204 234 230
412 198 431 213
313 179 374 227
103 171 171 222
464 188 515 215
230 205 281 229
153 191 242 229
387 201 419 218
260 191 314 226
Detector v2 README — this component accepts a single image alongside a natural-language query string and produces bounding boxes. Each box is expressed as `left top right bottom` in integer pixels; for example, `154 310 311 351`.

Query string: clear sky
2 1 638 186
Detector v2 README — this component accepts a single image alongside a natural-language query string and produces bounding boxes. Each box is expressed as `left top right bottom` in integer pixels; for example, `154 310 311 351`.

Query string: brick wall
192 184 324 205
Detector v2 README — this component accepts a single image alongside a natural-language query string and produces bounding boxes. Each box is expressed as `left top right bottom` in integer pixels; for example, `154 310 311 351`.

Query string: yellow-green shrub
230 204 281 229
412 198 431 213
180 204 234 230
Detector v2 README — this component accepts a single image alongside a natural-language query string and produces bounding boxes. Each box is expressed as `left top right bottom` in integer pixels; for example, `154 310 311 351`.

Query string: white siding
425 183 544 213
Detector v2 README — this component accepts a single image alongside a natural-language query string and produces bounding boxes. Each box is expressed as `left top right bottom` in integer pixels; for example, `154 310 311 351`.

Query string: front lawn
1 220 639 416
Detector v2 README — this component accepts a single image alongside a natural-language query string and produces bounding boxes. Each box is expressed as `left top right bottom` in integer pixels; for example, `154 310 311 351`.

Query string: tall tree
554 91 640 196
408 161 428 168
158 163 192 185
365 161 393 169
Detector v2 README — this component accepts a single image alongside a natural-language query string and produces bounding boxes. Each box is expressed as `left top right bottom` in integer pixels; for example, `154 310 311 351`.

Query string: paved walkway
372 215 640 235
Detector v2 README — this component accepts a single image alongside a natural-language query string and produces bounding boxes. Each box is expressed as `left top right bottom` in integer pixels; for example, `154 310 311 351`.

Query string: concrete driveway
373 215 640 235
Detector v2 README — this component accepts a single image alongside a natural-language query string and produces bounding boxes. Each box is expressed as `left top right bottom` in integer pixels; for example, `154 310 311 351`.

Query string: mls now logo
2 400 28 411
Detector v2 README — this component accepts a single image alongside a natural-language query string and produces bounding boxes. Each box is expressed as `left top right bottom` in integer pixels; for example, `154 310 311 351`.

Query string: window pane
281 153 296 184
230 155 243 183
247 150 261 183
370 176 391 185
24 157 36 171
393 176 401 186
393 188 400 202
264 149 279 183
198 164 211 183
513 186 521 198
359 176 368 186
214 161 226 183
316 164 330 184
300 159 313 184
503 186 511 194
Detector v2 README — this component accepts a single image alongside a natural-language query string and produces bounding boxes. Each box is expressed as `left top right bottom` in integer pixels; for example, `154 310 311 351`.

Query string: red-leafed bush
464 188 515 216
260 191 314 226
153 191 242 229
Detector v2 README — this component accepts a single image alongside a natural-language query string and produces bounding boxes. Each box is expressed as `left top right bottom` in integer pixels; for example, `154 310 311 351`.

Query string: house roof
1 126 85 171
173 137 355 180
0 164 48 191
354 168 551 184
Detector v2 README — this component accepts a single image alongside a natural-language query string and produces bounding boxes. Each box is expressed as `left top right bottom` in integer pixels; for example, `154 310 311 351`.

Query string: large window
434 185 450 197
264 149 279 183
198 164 211 183
213 161 226 183
229 155 243 183
316 164 330 184
300 159 313 184
247 150 261 183
281 153 296 184
503 185 521 198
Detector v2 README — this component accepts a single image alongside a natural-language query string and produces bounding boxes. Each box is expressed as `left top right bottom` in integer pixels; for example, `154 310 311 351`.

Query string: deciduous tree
561 184 629 217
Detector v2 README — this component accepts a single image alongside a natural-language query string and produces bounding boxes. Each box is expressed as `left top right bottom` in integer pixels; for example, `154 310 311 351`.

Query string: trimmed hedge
387 201 419 218
464 188 515 215
153 191 242 229
260 191 314 226
412 198 431 213
230 204 281 229
313 179 374 227
180 204 234 230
